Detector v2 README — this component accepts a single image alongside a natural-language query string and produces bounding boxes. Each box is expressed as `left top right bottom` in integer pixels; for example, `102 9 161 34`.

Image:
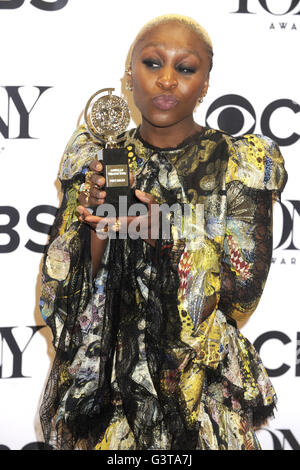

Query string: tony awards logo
232 0 299 29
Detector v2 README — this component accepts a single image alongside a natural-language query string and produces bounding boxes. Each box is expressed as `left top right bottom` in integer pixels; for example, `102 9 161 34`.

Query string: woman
39 14 288 450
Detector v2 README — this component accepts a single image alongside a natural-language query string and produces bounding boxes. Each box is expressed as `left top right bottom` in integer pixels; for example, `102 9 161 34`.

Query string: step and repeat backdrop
0 0 299 451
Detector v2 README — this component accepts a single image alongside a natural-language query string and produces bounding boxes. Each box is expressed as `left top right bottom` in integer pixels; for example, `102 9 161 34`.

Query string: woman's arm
218 181 273 325
40 127 101 347
77 188 159 276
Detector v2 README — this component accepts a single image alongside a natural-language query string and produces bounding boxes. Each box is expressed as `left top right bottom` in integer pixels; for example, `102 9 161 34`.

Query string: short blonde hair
128 14 213 71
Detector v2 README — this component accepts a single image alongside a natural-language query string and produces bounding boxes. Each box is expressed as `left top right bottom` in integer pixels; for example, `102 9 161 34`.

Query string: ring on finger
96 224 109 234
110 217 121 232
80 182 91 205
85 170 95 184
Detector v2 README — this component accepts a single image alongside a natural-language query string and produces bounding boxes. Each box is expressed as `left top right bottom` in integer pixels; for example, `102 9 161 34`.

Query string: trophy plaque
84 88 133 216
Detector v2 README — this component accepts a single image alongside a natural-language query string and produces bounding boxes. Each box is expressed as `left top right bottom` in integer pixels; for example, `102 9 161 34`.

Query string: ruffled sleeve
218 134 288 324
225 134 287 201
39 125 101 350
58 125 101 182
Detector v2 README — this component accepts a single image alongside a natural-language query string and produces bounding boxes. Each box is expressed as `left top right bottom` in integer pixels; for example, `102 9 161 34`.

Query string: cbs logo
205 94 300 146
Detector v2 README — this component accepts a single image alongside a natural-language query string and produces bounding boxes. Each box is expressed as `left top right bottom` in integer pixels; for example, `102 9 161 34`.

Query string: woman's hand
77 159 159 247
78 160 106 208
77 189 159 248
133 189 159 247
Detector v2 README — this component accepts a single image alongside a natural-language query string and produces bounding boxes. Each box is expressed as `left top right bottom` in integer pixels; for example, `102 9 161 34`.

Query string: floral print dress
39 125 287 450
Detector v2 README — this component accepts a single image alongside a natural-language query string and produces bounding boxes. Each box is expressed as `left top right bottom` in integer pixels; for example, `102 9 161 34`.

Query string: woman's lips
152 94 179 111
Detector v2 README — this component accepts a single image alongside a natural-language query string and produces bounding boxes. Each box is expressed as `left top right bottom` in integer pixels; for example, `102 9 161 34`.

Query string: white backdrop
0 0 299 450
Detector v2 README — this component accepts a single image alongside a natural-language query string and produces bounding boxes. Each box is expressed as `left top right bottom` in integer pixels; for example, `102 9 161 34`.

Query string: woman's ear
195 78 210 110
201 78 210 99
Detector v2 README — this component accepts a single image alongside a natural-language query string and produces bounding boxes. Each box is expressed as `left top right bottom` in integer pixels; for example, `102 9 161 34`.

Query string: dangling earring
125 67 133 92
194 94 205 112
198 91 207 105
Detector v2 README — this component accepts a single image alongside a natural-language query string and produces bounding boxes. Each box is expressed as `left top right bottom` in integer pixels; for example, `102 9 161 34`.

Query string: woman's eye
142 59 161 69
176 65 196 74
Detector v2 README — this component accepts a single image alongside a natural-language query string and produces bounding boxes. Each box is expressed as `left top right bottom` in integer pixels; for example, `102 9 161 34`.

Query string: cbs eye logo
205 94 300 146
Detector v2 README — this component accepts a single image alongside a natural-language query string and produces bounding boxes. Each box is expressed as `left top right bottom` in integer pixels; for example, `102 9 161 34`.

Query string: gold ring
85 170 95 184
80 182 91 205
110 218 121 232
96 225 109 234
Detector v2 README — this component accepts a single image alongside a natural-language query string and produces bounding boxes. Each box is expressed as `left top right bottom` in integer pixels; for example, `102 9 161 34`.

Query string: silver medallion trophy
84 87 130 147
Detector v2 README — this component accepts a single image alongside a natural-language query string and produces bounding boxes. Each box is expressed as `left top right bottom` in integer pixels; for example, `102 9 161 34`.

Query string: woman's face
130 22 210 129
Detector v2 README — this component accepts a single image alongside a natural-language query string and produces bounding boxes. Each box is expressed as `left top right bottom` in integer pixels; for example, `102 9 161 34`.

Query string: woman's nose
156 67 178 90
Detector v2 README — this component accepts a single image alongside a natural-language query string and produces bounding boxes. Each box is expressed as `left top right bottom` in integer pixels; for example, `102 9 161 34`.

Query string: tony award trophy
84 88 133 221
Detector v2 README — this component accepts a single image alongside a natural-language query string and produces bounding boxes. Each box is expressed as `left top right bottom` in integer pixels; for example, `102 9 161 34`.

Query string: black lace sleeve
219 180 274 324
218 134 288 325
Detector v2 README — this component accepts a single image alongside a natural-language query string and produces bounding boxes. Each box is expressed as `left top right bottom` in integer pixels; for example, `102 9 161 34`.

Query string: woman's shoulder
58 124 102 181
209 128 288 196
204 127 281 153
